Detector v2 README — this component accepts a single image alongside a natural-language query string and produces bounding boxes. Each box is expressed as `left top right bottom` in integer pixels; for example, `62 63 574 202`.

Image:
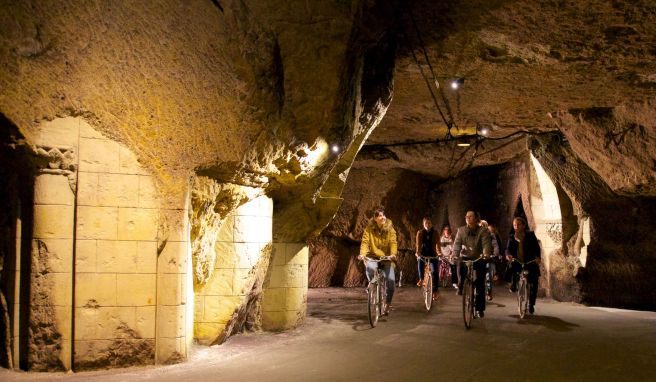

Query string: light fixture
331 144 340 153
450 77 465 90
457 142 471 147
479 127 489 136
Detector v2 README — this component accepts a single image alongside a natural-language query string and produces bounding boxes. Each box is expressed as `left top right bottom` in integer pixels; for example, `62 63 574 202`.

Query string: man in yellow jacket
358 208 398 315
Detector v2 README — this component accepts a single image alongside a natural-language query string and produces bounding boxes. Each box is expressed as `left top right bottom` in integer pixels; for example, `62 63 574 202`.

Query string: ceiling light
331 144 340 153
480 127 489 136
457 142 471 147
450 77 465 90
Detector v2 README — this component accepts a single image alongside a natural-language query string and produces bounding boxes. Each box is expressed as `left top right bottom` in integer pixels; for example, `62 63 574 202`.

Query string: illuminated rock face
1 0 656 373
0 0 396 371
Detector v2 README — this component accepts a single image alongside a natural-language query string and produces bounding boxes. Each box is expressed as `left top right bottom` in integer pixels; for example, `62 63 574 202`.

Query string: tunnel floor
2 287 655 381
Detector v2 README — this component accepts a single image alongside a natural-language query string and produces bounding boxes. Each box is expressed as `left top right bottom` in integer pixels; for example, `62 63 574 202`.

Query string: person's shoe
432 292 440 301
486 293 493 301
475 311 485 318
509 284 517 293
416 279 423 287
529 305 535 314
383 303 391 315
452 283 458 290
456 288 463 296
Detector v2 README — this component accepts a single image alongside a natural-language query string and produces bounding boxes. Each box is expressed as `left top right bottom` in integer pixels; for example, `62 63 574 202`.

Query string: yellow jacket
359 218 398 258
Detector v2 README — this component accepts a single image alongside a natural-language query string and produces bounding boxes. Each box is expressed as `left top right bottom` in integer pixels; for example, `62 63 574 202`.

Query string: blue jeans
365 260 396 304
417 257 439 292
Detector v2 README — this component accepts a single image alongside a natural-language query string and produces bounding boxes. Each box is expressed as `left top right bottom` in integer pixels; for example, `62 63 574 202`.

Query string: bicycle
512 258 538 318
439 257 452 289
363 256 394 327
417 255 438 311
485 263 493 301
461 255 485 329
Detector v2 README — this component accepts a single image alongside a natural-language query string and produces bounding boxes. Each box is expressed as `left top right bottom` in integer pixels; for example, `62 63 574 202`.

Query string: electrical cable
407 8 457 132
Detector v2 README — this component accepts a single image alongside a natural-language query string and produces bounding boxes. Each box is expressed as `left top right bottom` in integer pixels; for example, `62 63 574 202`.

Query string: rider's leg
473 262 487 312
364 261 377 283
430 258 439 293
451 263 458 286
382 262 396 304
489 262 496 284
488 262 496 296
509 261 521 291
457 260 466 293
417 258 425 285
527 264 540 309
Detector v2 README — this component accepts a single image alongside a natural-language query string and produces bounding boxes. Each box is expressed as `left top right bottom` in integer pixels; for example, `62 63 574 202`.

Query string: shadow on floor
508 314 580 332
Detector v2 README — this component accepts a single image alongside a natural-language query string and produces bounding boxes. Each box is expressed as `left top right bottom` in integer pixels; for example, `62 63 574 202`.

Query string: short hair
373 208 385 218
513 216 527 227
422 216 432 222
466 210 480 220
479 219 489 228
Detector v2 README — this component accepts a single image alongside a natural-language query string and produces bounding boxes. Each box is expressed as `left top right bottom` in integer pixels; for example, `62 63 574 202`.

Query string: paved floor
2 287 656 381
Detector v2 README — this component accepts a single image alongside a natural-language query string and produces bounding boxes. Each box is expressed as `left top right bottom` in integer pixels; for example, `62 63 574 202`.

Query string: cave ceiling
360 0 656 187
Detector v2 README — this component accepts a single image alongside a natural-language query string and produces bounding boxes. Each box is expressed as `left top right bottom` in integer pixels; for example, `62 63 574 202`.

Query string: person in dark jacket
415 216 440 300
505 216 541 314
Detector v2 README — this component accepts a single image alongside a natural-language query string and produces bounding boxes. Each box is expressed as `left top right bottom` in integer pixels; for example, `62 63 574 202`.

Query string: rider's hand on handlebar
415 252 419 258
391 255 397 261
357 255 364 261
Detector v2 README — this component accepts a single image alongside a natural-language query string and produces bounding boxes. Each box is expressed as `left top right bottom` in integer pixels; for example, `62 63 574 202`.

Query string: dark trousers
450 264 458 285
458 260 487 312
510 262 540 307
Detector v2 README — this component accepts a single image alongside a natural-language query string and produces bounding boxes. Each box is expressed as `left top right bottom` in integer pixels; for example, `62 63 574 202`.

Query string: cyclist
415 216 440 301
437 225 457 290
506 216 541 314
453 210 492 318
358 207 398 315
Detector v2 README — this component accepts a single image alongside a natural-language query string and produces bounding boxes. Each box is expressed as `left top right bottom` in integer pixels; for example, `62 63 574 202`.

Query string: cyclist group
358 207 542 318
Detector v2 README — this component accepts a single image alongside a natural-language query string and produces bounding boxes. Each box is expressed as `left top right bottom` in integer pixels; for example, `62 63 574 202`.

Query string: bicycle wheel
379 275 387 316
367 281 379 327
439 262 449 288
485 272 492 301
463 277 474 329
518 277 528 319
424 273 433 311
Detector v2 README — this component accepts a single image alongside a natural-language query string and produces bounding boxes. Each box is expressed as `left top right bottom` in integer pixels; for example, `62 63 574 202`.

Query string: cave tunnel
1 0 655 380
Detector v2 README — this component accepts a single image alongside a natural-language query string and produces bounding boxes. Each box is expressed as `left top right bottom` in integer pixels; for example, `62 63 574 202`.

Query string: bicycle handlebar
460 256 486 264
511 258 539 266
362 256 395 262
417 254 442 260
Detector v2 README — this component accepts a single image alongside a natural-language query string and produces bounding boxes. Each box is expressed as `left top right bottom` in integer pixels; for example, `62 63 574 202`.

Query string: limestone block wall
156 205 191 364
194 195 272 344
262 243 308 331
72 119 160 369
17 117 192 370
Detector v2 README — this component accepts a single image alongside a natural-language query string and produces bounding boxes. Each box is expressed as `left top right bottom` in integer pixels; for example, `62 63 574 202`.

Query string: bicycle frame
438 258 451 288
417 255 438 311
461 256 484 329
364 256 393 327
512 258 538 319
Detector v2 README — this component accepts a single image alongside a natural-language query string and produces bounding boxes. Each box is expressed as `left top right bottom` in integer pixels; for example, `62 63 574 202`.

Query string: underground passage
0 0 655 380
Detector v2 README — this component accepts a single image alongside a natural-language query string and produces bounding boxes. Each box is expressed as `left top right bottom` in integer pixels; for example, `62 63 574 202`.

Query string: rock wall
0 0 402 371
532 132 656 310
309 168 436 287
